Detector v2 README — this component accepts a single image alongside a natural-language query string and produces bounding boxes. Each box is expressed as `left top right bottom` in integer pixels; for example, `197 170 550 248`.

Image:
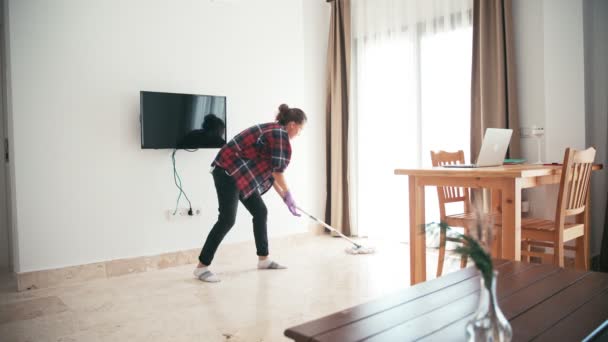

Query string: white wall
514 0 606 255
513 0 546 162
6 0 330 273
299 0 330 216
515 0 586 165
542 0 586 163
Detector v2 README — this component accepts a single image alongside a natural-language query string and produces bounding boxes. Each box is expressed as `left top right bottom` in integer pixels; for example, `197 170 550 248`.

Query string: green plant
425 221 494 290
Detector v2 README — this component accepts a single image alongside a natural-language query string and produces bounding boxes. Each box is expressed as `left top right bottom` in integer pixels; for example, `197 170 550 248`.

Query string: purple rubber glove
283 191 301 217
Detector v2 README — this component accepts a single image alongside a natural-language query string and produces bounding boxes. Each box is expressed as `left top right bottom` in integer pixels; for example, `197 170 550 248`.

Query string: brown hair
275 104 307 126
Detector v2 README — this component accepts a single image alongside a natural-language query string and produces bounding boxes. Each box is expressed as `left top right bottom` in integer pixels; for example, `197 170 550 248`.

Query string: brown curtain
601 196 608 272
325 0 351 235
470 0 521 161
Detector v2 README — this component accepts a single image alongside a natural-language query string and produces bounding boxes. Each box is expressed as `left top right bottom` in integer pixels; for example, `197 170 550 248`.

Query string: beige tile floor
0 234 464 342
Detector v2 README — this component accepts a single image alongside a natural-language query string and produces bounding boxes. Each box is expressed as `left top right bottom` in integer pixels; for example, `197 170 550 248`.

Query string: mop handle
295 206 361 247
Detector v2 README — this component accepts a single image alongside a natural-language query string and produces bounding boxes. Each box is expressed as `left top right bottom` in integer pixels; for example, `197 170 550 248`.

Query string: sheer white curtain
349 0 473 242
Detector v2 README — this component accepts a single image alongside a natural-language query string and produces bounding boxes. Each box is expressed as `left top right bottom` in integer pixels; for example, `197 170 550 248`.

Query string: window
350 0 473 241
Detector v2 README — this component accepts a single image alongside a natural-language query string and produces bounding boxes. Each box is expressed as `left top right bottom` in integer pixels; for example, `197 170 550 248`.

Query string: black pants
199 166 269 265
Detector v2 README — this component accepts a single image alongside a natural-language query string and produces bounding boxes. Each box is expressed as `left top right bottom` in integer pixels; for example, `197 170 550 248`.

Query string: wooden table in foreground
284 260 608 342
394 164 603 285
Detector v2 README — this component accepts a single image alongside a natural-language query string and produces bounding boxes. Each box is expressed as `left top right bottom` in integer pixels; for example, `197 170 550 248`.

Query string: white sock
193 266 221 282
257 259 287 269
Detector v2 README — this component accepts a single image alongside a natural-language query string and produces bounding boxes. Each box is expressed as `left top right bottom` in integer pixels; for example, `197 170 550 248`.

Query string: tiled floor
0 234 464 342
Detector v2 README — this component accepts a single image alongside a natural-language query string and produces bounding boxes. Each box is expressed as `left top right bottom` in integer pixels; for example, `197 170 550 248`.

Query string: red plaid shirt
212 122 291 199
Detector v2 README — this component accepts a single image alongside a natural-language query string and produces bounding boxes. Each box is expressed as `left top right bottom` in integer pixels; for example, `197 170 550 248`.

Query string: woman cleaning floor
194 104 307 282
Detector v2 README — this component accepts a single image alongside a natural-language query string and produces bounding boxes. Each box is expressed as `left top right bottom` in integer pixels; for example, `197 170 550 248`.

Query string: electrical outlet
520 127 545 138
166 207 202 220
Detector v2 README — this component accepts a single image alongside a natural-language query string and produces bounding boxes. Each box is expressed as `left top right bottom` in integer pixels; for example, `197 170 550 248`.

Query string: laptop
442 128 513 168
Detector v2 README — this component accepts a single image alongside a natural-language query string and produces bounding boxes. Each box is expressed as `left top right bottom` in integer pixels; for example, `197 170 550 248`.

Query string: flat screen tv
140 91 227 149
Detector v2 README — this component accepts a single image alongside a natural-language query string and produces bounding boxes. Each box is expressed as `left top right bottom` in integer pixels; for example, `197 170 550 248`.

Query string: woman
194 104 307 282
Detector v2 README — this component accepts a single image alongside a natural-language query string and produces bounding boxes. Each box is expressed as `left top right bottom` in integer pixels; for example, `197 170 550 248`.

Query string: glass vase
466 270 512 342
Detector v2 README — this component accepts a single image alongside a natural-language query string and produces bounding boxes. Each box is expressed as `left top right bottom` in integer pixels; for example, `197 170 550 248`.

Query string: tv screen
140 91 227 149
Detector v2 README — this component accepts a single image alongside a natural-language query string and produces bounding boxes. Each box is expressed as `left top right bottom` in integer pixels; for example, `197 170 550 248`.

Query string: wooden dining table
284 260 608 341
394 164 603 285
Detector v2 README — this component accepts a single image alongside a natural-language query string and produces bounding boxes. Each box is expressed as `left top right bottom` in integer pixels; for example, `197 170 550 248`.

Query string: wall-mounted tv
140 91 227 149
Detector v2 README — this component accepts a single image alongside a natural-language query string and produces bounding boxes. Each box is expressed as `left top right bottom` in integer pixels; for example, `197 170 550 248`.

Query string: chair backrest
555 147 596 225
430 150 470 218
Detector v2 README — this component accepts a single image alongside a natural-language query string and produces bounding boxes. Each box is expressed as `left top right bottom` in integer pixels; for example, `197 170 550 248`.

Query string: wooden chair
521 147 596 269
431 151 477 276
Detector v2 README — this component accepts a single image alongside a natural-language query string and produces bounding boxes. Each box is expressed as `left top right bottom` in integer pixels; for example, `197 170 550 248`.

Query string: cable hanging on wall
171 149 193 215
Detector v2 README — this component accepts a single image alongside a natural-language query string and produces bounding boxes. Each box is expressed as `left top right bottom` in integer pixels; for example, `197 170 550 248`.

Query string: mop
296 206 375 255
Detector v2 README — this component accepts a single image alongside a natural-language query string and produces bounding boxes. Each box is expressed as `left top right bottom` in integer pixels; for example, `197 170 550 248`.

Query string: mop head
345 245 376 255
